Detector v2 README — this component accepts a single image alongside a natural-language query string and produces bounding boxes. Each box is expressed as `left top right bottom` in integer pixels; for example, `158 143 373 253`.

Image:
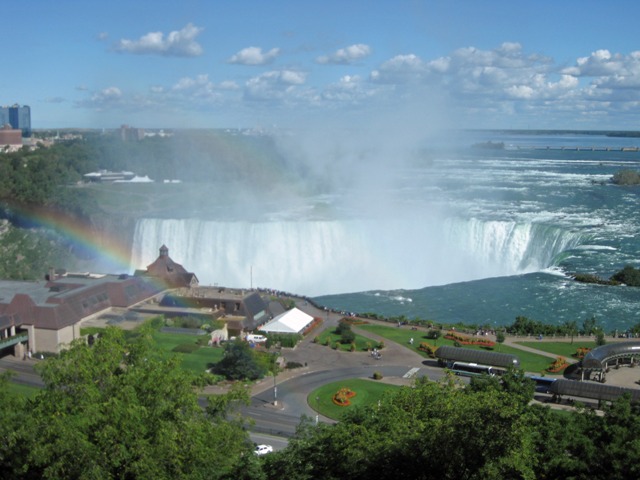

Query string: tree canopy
0 327 258 480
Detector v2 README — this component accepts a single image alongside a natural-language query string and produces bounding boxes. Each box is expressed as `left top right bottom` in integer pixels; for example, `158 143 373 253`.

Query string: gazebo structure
580 341 640 382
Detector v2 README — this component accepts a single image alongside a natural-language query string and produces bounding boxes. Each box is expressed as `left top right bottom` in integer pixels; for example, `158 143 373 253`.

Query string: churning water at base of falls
130 131 640 332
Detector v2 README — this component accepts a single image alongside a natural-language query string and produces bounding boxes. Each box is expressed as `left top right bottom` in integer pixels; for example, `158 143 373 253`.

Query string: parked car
254 444 273 455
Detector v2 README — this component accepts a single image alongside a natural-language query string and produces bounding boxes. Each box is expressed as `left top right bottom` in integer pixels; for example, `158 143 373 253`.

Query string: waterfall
131 217 584 296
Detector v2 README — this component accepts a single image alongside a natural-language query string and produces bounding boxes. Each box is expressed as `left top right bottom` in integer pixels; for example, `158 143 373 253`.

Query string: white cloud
321 75 376 103
245 70 308 101
562 49 626 77
228 46 280 65
316 43 372 65
114 23 203 57
76 86 124 110
371 54 427 83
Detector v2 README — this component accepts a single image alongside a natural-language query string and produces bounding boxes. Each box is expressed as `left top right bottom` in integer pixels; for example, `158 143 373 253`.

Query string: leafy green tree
582 315 599 335
495 330 505 350
264 377 538 480
2 326 255 479
563 319 578 343
611 265 640 286
426 329 442 345
212 339 268 380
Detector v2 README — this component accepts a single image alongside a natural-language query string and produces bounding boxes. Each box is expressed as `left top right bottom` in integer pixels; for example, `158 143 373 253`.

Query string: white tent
260 308 314 334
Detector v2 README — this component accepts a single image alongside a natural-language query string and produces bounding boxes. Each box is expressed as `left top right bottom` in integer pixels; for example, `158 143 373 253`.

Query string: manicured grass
516 341 596 359
490 344 553 374
357 324 435 357
152 331 224 373
315 327 381 352
308 378 402 420
358 323 553 374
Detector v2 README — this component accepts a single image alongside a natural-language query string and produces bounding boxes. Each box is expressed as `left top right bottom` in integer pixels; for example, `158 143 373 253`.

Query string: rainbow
8 204 134 274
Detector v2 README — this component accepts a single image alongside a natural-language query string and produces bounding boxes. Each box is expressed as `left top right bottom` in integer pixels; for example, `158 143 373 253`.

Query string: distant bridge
519 146 640 152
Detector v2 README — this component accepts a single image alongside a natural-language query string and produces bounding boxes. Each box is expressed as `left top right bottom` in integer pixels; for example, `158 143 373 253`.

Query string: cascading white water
130 217 583 296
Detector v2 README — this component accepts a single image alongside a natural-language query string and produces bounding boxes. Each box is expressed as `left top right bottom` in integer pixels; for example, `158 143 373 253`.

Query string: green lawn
357 324 435 356
151 331 224 373
516 341 596 359
315 327 382 352
357 323 553 374
308 378 402 420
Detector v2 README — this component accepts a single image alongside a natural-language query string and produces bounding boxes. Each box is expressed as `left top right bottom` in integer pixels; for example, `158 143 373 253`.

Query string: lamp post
273 373 277 406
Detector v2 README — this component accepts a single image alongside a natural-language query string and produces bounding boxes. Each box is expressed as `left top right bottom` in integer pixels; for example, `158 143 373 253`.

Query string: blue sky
3 0 640 130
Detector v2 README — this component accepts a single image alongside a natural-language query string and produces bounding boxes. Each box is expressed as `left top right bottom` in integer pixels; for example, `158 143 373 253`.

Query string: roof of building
0 273 158 330
550 379 640 403
260 307 314 334
141 245 198 288
435 345 521 369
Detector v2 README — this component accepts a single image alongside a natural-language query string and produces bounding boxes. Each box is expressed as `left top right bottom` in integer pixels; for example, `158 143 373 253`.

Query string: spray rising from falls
130 217 584 296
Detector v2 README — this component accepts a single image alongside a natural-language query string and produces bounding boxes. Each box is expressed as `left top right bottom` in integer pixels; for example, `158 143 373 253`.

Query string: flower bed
332 387 357 407
418 342 438 357
444 331 496 348
546 356 569 373
573 347 591 359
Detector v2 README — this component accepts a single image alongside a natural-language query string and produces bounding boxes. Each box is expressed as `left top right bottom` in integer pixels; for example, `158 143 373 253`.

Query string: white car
254 444 273 455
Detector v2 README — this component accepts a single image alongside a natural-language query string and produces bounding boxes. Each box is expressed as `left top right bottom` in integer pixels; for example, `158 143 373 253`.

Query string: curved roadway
238 301 450 440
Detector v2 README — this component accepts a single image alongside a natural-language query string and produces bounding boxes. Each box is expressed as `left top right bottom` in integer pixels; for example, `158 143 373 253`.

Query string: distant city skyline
3 1 640 131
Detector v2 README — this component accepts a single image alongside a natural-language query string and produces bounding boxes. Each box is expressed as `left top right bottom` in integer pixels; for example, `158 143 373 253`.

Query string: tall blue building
0 104 31 137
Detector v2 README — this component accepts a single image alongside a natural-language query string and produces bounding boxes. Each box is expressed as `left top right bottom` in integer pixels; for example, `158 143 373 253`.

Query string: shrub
378 340 385 349
340 329 356 344
350 342 356 352
286 361 304 369
372 371 383 380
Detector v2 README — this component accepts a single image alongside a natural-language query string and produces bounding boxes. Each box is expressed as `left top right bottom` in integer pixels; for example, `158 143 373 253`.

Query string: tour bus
526 375 557 393
450 362 497 377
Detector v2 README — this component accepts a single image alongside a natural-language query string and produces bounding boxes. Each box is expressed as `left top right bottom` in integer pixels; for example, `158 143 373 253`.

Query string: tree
611 265 640 286
212 338 268 380
582 316 599 336
427 329 442 345
495 330 505 350
563 320 578 343
2 326 256 479
264 377 538 480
